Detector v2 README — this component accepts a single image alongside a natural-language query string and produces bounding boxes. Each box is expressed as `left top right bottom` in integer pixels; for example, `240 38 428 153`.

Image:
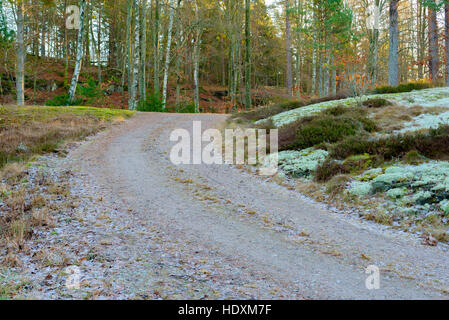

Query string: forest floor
4 112 449 299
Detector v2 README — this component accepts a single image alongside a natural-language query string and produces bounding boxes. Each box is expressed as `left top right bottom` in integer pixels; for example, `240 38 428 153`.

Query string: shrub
362 98 391 108
137 93 165 112
77 78 102 98
295 116 360 149
232 92 351 122
46 94 82 106
343 154 373 173
374 82 435 94
176 103 197 113
325 174 351 197
315 160 349 182
330 125 449 161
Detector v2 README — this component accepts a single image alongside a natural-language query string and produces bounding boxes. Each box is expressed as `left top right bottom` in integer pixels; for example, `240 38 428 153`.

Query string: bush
277 106 377 151
362 98 391 108
176 103 197 113
77 78 102 98
315 160 349 182
326 175 351 197
330 125 449 161
46 93 82 106
374 82 435 94
137 93 165 112
232 92 351 122
295 116 360 149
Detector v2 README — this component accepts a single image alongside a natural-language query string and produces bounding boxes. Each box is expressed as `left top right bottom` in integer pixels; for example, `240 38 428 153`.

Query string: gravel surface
21 113 449 299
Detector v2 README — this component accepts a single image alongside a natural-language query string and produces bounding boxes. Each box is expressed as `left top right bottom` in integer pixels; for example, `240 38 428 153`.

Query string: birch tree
128 0 140 110
68 0 87 102
153 0 160 96
193 0 202 112
162 0 175 107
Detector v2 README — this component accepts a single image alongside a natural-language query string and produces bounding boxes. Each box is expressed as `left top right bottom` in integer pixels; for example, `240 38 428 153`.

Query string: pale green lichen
264 148 329 178
386 188 408 199
258 87 449 128
398 111 449 133
350 161 449 214
349 181 372 196
440 200 449 215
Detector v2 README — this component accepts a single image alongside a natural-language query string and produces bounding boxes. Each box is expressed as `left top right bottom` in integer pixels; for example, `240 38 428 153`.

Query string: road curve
71 113 449 299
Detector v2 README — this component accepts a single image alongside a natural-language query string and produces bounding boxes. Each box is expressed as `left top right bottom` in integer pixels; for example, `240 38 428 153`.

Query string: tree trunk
429 4 439 82
16 0 25 106
153 0 160 96
445 3 449 85
121 0 133 99
285 0 293 96
295 0 302 99
128 0 139 110
68 0 86 102
193 0 200 112
139 0 147 104
388 0 399 86
244 0 251 109
162 0 175 107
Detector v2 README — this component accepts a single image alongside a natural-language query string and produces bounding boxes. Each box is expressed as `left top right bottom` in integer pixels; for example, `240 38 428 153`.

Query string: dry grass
369 104 449 133
0 105 134 168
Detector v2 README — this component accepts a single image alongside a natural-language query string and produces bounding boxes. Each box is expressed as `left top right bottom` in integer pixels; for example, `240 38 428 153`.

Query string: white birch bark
162 0 175 108
68 0 87 102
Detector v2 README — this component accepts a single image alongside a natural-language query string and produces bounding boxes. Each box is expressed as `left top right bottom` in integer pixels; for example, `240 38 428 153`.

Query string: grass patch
0 105 134 168
231 93 351 122
330 125 449 161
374 81 438 94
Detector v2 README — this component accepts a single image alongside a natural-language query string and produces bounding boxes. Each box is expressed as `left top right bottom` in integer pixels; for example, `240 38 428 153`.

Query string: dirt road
68 113 449 299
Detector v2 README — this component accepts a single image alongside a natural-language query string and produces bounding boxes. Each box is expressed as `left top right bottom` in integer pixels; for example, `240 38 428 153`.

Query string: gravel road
67 113 449 299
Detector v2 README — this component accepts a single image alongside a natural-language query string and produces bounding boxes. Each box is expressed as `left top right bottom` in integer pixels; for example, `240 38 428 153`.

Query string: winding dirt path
69 113 449 299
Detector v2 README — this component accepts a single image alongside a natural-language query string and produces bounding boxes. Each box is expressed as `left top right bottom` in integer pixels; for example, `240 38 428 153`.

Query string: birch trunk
162 0 175 107
128 0 139 110
68 0 86 103
193 0 201 112
153 0 160 95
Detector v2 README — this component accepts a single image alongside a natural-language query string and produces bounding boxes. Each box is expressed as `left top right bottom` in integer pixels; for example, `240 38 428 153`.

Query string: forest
0 0 448 112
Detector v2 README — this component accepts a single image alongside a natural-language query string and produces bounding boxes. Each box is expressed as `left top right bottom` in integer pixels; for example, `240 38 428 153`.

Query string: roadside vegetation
0 105 134 298
0 105 134 168
230 84 449 244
